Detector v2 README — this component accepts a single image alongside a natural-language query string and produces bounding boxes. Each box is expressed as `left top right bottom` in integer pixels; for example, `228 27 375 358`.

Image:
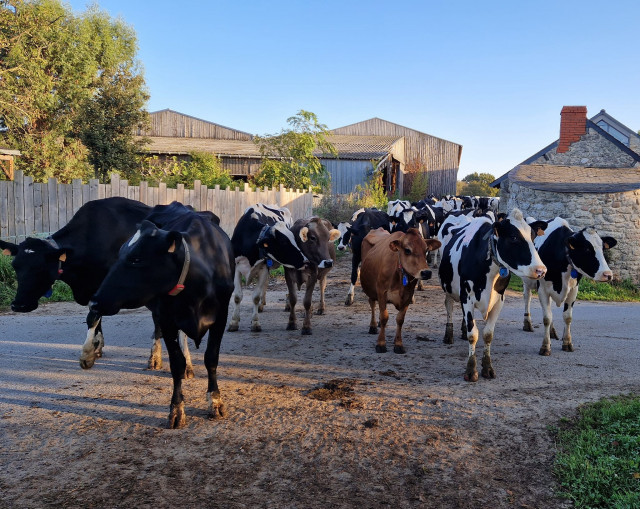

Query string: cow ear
426 239 442 251
0 240 18 256
529 220 548 237
601 236 617 250
299 227 309 242
328 229 341 242
389 240 401 252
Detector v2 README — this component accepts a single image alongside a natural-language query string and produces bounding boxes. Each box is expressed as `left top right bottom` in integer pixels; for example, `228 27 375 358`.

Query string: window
596 120 630 146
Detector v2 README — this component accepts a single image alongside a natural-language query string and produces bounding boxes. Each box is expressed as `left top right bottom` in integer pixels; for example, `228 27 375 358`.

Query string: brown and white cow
360 227 441 354
284 217 341 335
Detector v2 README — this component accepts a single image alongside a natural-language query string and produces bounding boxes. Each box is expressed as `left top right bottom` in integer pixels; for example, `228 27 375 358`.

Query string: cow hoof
550 327 559 340
227 323 239 332
208 396 227 419
562 344 574 352
539 347 551 356
79 358 95 370
523 321 534 332
167 403 186 429
315 308 324 315
258 305 264 313
375 345 387 353
183 366 195 379
301 327 312 335
464 371 479 382
443 336 454 345
345 295 354 306
368 326 378 334
284 304 291 312
250 324 262 332
393 346 406 354
147 356 162 371
481 367 496 379
286 323 298 331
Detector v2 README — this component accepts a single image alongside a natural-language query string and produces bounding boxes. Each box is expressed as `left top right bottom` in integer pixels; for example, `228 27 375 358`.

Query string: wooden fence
0 171 314 242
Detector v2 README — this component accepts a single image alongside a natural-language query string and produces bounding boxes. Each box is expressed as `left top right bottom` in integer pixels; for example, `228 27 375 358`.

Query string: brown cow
360 227 441 354
284 217 341 335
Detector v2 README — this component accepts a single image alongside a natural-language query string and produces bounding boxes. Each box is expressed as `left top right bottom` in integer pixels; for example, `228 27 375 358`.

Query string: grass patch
0 255 74 310
508 275 640 302
553 394 640 508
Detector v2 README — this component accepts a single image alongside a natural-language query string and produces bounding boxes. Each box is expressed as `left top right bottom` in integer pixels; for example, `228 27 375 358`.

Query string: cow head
389 228 441 281
335 221 351 251
567 227 617 282
260 222 307 269
492 209 547 279
90 220 187 316
1 238 69 312
298 218 340 269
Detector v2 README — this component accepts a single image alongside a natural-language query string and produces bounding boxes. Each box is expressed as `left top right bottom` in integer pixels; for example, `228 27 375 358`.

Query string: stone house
490 106 640 283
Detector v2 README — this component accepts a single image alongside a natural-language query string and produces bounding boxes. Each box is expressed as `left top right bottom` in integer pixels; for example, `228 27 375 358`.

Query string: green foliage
508 275 640 302
406 171 429 204
0 0 149 183
137 152 238 189
252 110 336 192
554 394 640 508
457 172 499 197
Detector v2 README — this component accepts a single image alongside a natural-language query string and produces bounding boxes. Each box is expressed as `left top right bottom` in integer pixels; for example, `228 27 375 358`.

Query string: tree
457 172 499 197
252 110 336 192
0 0 149 182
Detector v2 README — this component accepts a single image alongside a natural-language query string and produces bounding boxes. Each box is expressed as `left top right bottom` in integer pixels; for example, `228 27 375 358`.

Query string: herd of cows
0 194 617 428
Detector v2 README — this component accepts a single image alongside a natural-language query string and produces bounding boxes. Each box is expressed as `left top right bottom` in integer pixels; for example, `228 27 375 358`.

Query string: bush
137 152 238 189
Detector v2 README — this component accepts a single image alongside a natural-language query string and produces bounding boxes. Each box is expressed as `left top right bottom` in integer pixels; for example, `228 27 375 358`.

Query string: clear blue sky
68 0 640 179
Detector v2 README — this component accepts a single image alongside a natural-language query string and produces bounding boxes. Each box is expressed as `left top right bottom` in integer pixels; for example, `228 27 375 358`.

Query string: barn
491 106 640 283
137 110 461 196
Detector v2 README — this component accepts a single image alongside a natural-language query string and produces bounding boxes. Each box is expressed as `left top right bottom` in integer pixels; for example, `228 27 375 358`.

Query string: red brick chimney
557 106 587 153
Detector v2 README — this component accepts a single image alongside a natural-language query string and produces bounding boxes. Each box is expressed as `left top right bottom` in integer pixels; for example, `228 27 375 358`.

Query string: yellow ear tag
2 249 11 256
537 228 545 237
569 244 575 249
59 253 67 262
263 242 268 248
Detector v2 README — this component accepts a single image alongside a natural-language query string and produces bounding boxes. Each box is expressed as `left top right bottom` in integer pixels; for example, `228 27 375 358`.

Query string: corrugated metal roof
511 164 640 193
138 134 403 160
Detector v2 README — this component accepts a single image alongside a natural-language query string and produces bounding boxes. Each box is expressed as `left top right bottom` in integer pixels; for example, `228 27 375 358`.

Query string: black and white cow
284 217 340 334
522 217 617 355
0 197 180 371
439 209 547 382
344 208 391 305
89 202 235 428
228 204 307 332
335 207 369 252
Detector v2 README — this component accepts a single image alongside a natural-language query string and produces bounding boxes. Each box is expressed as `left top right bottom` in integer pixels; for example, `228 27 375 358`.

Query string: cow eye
510 235 518 242
404 248 411 255
130 257 143 265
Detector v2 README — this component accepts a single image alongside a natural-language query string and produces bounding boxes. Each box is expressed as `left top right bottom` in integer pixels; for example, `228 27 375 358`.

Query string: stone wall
530 128 638 168
503 181 640 283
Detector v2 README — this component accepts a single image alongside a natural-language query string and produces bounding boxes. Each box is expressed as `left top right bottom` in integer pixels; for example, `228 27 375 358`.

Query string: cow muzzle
420 269 432 280
598 270 613 282
318 259 333 269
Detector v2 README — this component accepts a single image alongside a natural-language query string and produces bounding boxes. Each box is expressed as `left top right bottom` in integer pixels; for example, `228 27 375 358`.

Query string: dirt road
1 253 639 508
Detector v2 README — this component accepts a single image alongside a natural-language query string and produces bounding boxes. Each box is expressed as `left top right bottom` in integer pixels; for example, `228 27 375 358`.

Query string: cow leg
250 265 269 332
538 286 554 356
345 258 359 306
368 298 378 334
204 305 229 419
443 294 454 344
376 296 389 353
163 325 188 429
523 280 534 332
180 332 194 379
227 267 244 332
301 273 318 335
284 269 298 331
462 303 479 382
561 286 578 352
315 271 328 315
393 305 409 354
481 297 505 379
148 322 163 370
79 310 104 369
258 283 267 313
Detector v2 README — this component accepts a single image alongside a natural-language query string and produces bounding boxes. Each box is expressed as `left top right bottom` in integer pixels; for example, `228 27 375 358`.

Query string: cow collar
256 224 274 268
488 235 509 278
168 238 190 296
397 257 414 286
564 247 580 279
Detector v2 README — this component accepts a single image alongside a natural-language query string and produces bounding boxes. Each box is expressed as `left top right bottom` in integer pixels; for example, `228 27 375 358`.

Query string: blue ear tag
402 274 408 286
499 267 509 277
571 268 579 278
43 288 53 298
266 258 273 268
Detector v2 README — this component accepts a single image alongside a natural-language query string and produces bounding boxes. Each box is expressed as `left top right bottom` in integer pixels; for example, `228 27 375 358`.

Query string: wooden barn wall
321 159 372 195
139 111 253 141
331 119 461 196
220 156 262 177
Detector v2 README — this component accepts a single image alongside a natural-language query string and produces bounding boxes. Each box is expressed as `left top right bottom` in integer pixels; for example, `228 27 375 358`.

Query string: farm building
0 148 20 180
491 106 640 283
137 110 461 196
